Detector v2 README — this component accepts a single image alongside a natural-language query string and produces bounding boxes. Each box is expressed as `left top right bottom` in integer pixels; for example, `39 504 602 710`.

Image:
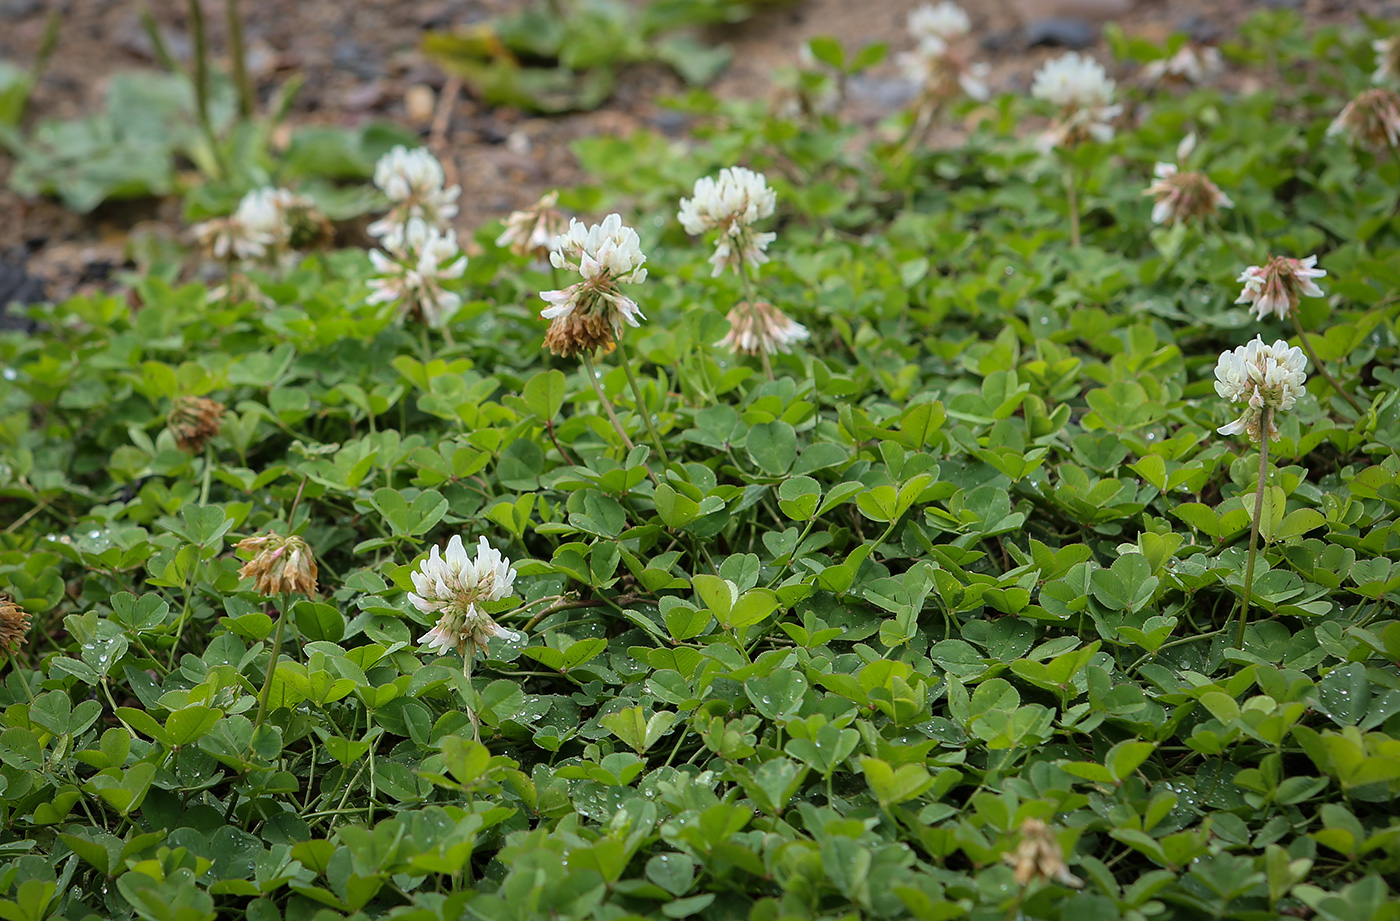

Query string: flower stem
186 0 228 179
580 352 636 452
737 262 774 380
199 444 214 505
759 349 774 381
250 592 292 752
1064 166 1081 249
1236 409 1271 650
1291 313 1363 414
225 0 254 119
463 655 479 742
614 338 671 466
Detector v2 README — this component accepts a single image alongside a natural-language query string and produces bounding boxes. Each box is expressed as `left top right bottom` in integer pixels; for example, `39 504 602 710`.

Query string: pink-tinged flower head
1328 87 1400 151
1214 336 1308 442
1235 255 1326 322
1142 44 1223 87
411 535 521 660
1143 136 1233 225
1375 36 1400 85
539 214 648 356
720 301 810 356
899 40 990 104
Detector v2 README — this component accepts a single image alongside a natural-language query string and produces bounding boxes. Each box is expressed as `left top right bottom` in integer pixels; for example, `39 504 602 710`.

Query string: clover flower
0 596 31 653
411 535 521 660
908 2 971 49
237 533 318 597
168 395 225 453
1214 336 1308 442
1375 36 1400 85
678 167 778 277
1142 44 1223 87
368 145 461 238
1004 819 1082 889
496 191 568 260
367 218 467 329
1327 87 1400 151
1031 53 1121 150
192 187 287 261
1235 255 1326 322
540 214 648 357
720 301 810 357
899 39 990 103
1143 135 1233 225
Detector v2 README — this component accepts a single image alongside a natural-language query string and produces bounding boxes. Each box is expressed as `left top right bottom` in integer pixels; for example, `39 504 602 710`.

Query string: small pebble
405 83 436 124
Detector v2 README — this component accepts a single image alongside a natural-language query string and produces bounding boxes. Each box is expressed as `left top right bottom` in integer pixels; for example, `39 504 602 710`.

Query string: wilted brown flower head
543 307 618 358
496 191 568 260
720 301 811 357
0 596 31 653
282 197 334 251
237 533 318 597
1004 818 1083 889
1328 87 1400 151
168 396 225 453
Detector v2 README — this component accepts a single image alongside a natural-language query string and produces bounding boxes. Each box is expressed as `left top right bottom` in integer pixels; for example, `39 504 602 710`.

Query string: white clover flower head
1214 337 1307 442
193 186 300 261
496 191 567 259
1327 87 1400 151
1235 254 1326 322
540 214 648 356
367 217 467 329
720 301 810 356
412 535 521 659
678 167 778 277
908 2 971 49
1143 138 1233 226
1374 36 1400 85
899 39 990 103
1142 44 1223 86
1032 53 1121 150
368 145 461 237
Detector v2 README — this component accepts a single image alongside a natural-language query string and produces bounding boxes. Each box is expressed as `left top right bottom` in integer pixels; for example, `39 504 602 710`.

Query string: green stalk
225 0 254 119
1064 165 1081 249
737 263 774 381
463 654 479 742
1236 408 1271 649
199 443 214 505
614 338 670 465
580 352 636 452
1291 313 1362 414
186 0 228 178
250 592 292 749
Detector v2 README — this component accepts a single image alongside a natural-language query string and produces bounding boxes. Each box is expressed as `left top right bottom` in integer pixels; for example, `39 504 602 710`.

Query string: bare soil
0 0 1390 300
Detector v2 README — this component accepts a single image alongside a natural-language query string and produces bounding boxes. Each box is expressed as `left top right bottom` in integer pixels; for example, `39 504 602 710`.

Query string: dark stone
0 0 41 19
1025 18 1097 49
981 30 1018 53
0 254 45 333
1176 13 1221 44
649 109 689 138
333 40 382 80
